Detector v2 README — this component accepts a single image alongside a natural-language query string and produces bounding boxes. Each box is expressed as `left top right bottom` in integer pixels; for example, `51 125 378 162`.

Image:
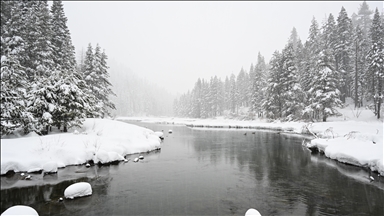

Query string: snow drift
0 118 161 175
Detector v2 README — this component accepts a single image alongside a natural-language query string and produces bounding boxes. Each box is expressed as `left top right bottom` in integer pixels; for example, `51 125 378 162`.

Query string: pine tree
98 48 116 117
250 52 267 117
335 7 353 103
351 25 365 107
224 76 231 111
191 78 202 118
82 43 100 117
50 0 76 72
229 74 237 114
1 1 33 135
301 17 321 93
304 48 342 121
367 8 384 118
262 51 284 119
280 43 304 120
236 68 248 108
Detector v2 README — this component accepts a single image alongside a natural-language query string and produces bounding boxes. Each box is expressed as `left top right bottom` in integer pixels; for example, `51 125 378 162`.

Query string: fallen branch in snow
302 123 318 138
324 127 334 139
344 131 358 140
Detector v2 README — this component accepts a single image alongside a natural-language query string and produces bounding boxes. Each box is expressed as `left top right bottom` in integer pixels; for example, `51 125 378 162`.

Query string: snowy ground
118 102 383 175
1 118 161 175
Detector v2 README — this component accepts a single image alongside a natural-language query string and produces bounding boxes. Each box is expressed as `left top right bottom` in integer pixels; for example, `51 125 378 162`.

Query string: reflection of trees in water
190 129 384 215
1 168 115 216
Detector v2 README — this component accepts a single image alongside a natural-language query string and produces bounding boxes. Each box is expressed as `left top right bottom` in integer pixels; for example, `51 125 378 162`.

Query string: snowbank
1 118 161 175
307 135 383 175
1 205 39 216
64 182 92 199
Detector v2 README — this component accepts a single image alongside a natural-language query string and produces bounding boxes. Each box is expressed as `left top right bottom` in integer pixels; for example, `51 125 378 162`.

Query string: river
1 121 383 215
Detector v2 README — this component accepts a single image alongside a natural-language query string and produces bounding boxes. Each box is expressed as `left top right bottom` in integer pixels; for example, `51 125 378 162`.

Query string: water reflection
1 122 383 216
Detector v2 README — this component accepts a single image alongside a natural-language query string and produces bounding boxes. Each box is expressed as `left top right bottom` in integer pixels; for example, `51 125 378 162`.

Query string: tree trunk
378 74 382 119
322 109 327 122
355 41 359 108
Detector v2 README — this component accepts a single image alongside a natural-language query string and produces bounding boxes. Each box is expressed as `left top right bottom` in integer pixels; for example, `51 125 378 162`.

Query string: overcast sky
62 1 383 95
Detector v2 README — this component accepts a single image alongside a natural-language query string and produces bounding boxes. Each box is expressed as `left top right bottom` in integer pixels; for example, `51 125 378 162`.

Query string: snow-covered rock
64 182 92 199
1 205 39 216
154 131 164 137
42 161 58 174
93 150 125 164
27 167 43 173
154 131 164 140
245 208 262 216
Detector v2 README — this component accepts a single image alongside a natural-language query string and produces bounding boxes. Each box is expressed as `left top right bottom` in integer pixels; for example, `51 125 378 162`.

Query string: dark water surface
1 121 383 216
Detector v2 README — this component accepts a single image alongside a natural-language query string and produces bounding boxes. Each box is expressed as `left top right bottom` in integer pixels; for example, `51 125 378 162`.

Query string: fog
63 1 383 95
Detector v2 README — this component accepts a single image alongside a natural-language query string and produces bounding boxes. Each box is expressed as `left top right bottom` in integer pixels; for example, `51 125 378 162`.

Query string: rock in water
64 182 92 199
1 205 39 216
245 208 262 216
42 161 58 174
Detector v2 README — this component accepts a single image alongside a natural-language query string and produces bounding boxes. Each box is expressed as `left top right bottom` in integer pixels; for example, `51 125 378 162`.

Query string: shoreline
118 116 383 175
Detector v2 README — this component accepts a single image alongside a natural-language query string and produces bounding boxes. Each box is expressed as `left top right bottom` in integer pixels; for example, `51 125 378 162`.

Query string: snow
1 205 39 216
42 161 58 174
245 208 262 216
1 118 161 175
154 131 164 137
64 182 92 199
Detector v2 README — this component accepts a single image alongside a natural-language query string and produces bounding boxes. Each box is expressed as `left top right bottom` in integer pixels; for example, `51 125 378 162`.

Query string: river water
1 121 383 216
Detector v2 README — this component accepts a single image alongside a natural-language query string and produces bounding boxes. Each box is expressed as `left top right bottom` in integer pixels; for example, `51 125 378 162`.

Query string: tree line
174 2 383 121
1 0 115 136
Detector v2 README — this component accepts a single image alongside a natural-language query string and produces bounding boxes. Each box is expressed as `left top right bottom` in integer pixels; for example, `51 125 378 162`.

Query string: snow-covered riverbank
1 118 161 175
118 112 383 175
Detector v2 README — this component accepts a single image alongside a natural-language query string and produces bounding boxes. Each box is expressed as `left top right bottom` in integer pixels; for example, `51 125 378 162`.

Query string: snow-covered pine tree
351 25 365 107
367 8 384 118
1 1 33 135
229 74 237 114
99 48 116 117
50 0 76 73
304 48 342 122
248 63 255 111
280 43 304 120
224 76 231 111
335 6 353 103
355 1 373 36
82 43 116 118
201 79 210 118
236 68 249 108
250 52 267 117
49 0 93 132
82 43 101 117
210 76 223 117
262 51 284 119
301 17 321 93
191 78 202 118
